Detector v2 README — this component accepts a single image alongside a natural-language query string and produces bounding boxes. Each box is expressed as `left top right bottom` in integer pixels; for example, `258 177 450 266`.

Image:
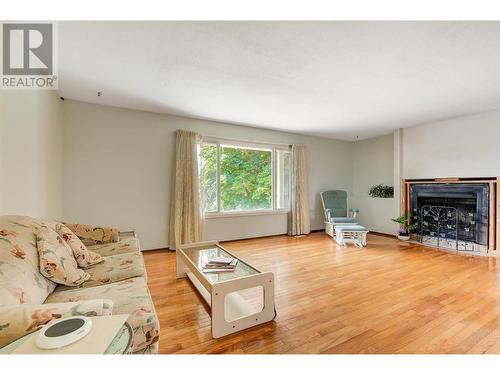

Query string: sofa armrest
119 230 136 238
64 222 120 246
0 299 114 348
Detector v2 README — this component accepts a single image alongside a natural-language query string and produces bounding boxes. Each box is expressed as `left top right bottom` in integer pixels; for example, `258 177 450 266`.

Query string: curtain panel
169 129 204 249
288 144 311 236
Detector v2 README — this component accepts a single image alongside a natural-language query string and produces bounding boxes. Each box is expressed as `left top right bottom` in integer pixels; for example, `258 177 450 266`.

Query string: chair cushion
55 251 145 291
87 237 141 257
335 225 369 232
0 216 57 306
321 190 348 217
55 223 103 268
329 217 358 224
36 226 91 286
46 277 159 353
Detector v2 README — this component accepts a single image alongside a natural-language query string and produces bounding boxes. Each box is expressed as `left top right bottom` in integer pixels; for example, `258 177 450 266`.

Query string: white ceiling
58 21 500 141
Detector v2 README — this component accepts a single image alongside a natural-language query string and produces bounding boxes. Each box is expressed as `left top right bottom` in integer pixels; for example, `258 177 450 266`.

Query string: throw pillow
55 223 104 268
36 226 90 286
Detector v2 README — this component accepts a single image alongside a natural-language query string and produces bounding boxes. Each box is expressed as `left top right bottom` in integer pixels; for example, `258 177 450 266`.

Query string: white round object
36 316 92 349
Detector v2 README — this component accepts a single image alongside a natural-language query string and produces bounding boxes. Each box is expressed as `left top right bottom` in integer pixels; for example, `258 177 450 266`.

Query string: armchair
320 190 359 237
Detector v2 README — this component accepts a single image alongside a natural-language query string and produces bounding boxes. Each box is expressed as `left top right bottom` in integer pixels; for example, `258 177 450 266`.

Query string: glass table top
182 245 260 284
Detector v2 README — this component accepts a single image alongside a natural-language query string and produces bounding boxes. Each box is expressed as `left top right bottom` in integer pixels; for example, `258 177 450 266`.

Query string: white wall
402 110 500 179
351 134 398 234
0 91 63 219
62 100 353 249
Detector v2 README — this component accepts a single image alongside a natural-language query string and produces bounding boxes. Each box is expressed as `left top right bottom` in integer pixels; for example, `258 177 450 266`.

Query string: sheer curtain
169 129 204 250
288 144 311 236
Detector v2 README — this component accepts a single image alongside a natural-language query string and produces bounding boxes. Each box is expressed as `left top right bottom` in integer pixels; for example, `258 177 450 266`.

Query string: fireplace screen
410 183 489 246
419 205 459 250
417 196 477 243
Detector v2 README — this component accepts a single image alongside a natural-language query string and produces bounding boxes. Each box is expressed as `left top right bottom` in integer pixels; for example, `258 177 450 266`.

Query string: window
275 149 290 210
200 143 218 212
200 139 290 215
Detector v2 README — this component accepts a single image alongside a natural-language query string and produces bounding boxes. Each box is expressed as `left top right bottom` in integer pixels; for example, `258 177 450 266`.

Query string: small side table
0 322 133 354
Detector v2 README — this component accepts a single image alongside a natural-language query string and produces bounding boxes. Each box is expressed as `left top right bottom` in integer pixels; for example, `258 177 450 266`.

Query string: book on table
202 257 238 272
209 257 236 265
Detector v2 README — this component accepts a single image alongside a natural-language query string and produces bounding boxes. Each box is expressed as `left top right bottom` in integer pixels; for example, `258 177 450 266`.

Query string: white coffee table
176 241 276 338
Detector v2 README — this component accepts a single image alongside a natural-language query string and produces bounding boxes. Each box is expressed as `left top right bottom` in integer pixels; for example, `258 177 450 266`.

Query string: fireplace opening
409 183 489 246
417 195 477 242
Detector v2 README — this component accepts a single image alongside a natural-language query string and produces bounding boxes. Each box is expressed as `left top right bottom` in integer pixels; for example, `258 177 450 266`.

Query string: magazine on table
202 257 238 272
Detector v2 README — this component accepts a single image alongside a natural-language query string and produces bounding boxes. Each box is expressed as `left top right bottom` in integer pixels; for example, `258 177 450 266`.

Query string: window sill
204 210 289 219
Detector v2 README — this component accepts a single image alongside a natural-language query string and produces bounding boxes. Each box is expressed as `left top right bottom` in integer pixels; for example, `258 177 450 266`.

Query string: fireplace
410 184 489 246
402 178 498 254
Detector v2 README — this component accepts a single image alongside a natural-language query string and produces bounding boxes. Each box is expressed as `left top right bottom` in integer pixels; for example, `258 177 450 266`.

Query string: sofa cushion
36 226 90 286
0 299 114 348
87 236 141 257
55 223 103 268
63 223 120 246
46 277 159 353
0 216 57 306
55 252 145 291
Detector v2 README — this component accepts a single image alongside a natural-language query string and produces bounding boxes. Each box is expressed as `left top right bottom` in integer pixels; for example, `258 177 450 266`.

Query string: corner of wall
0 90 63 219
393 128 402 218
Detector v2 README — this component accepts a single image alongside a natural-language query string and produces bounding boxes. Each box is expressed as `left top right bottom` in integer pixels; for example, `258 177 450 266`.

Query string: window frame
201 137 291 218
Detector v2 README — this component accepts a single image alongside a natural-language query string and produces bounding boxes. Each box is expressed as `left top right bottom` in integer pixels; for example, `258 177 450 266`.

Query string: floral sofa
0 215 159 354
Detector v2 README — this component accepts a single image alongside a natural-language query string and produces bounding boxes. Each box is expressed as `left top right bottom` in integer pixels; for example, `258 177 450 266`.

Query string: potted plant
391 213 418 241
368 184 394 198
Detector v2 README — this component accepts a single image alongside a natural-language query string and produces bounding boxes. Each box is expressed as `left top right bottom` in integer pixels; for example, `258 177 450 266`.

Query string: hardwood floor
143 232 500 354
